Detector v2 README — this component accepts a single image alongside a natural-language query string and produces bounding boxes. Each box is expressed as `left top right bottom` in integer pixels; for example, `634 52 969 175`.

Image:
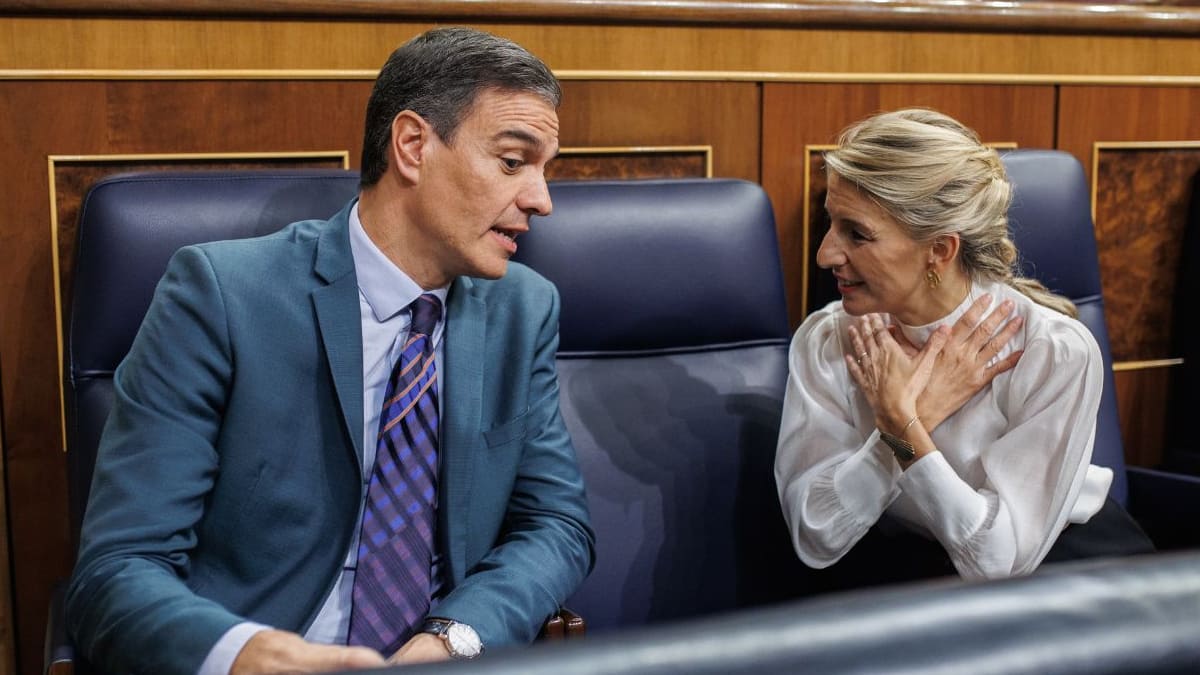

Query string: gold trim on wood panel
47 151 352 164
1113 358 1185 372
6 69 1200 87
557 145 713 178
801 143 837 318
47 151 351 452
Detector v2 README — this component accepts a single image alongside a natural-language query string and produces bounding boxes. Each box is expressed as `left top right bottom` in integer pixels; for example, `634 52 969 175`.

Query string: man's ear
388 110 430 184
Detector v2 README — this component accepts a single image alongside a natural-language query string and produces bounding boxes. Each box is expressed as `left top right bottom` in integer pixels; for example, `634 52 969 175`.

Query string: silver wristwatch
422 618 484 659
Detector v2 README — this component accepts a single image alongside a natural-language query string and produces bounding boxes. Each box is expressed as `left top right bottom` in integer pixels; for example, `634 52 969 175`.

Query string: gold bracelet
879 415 920 462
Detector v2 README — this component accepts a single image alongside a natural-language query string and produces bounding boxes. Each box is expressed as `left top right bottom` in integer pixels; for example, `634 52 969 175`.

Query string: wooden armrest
538 607 586 640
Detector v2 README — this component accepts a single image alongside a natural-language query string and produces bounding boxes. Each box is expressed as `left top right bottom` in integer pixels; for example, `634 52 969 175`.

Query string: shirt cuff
198 622 272 675
832 430 901 522
898 450 988 544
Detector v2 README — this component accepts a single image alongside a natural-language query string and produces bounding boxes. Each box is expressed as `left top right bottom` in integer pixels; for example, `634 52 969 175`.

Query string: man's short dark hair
359 27 562 187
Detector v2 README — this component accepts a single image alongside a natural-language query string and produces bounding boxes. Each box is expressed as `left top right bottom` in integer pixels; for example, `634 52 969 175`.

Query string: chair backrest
1000 149 1128 505
512 179 802 631
66 170 362 546
68 172 804 630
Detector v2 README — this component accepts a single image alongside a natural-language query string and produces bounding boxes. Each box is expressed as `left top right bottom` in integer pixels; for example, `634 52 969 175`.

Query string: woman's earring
925 266 941 289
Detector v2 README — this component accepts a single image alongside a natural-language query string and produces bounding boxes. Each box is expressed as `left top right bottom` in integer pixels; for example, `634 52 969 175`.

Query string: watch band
422 618 483 660
879 430 916 462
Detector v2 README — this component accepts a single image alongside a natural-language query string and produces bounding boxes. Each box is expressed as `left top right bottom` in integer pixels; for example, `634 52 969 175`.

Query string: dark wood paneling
558 81 759 183
549 149 709 181
7 0 1200 36
1058 86 1200 469
1093 147 1200 361
1115 368 1172 468
761 83 1056 328
1058 87 1200 186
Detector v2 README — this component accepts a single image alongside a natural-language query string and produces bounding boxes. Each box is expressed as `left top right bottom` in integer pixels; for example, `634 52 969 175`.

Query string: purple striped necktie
348 293 442 654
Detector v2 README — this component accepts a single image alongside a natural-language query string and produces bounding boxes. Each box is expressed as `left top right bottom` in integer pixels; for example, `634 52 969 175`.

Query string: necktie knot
411 293 442 341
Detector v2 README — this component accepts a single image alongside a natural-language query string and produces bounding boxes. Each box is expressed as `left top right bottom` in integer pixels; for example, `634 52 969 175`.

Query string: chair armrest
537 607 586 640
45 582 75 675
1127 466 1200 551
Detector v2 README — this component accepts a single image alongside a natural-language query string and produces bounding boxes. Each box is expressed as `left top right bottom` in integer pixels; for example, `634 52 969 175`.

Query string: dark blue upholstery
1001 150 1200 546
513 179 802 631
66 170 362 546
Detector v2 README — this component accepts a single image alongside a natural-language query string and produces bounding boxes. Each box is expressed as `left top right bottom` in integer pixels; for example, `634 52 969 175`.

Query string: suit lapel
312 204 365 469
442 276 485 580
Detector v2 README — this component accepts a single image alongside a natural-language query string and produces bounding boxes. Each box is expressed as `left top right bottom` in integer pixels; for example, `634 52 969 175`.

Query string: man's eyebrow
494 129 543 148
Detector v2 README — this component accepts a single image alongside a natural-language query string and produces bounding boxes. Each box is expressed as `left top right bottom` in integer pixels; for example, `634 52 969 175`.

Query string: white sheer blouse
774 280 1113 580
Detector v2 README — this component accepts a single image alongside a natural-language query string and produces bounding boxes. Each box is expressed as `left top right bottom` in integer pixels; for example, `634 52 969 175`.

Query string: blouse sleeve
774 306 902 569
897 316 1105 579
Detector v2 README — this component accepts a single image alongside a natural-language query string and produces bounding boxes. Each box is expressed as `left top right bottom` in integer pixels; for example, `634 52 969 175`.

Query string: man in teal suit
66 27 594 674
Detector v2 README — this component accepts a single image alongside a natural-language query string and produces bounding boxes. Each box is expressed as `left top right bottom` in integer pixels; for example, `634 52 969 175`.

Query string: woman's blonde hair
823 108 1077 318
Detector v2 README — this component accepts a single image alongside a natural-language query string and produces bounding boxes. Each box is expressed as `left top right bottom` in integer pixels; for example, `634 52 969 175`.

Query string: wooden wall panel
1058 86 1200 469
760 83 1057 327
558 81 759 183
6 17 1200 77
1093 146 1200 362
0 360 13 675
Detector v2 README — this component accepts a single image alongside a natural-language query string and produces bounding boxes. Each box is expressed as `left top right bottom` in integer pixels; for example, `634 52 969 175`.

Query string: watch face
445 622 483 658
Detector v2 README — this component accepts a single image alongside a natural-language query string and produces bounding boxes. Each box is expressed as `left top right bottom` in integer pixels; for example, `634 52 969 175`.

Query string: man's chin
469 258 509 280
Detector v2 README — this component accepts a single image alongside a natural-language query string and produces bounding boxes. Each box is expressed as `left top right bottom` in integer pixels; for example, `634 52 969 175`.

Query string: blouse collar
894 280 992 347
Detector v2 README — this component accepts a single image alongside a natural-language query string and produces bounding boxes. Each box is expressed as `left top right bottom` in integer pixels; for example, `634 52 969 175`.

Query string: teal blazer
66 202 595 675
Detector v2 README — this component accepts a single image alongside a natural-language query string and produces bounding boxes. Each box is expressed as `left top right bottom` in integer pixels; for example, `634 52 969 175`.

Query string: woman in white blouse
775 108 1152 588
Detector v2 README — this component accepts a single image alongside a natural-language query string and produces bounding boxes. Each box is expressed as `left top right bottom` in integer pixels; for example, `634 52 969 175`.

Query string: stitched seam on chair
72 370 115 379
557 337 789 360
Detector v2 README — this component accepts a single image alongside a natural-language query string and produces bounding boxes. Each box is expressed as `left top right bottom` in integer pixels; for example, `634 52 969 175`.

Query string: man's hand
387 632 453 665
231 629 386 674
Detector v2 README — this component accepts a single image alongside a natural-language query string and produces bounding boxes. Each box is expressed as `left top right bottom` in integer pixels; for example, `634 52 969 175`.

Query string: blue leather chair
1000 149 1200 550
512 179 804 631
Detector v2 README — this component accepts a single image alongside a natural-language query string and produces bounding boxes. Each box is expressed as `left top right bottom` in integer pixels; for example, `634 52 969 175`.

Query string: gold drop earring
925 265 941 289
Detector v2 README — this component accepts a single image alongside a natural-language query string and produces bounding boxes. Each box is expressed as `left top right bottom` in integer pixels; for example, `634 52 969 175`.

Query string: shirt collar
348 201 449 322
895 279 995 347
